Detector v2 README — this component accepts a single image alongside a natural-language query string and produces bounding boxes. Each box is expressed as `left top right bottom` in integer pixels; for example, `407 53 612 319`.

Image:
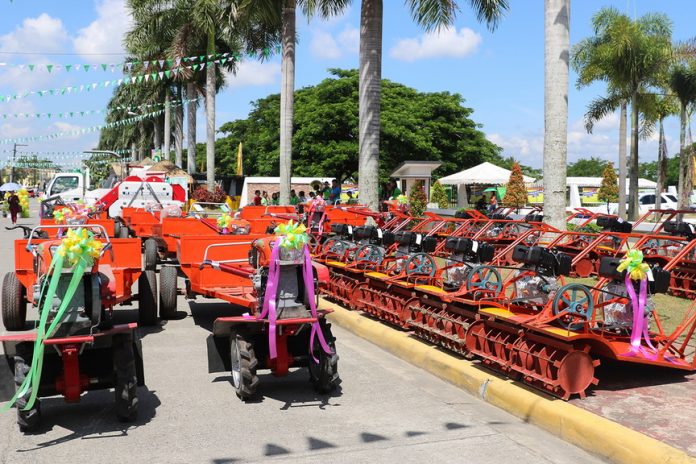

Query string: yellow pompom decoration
617 249 650 281
56 228 104 267
274 220 309 250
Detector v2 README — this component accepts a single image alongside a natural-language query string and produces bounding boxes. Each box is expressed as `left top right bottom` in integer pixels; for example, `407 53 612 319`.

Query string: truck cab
44 173 86 202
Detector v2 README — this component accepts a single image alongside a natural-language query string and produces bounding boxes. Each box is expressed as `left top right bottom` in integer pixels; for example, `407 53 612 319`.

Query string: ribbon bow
217 213 233 230
53 209 66 224
274 220 308 250
56 227 104 267
617 249 650 281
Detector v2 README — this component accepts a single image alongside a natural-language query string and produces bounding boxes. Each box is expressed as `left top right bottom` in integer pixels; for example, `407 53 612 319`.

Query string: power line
0 51 127 56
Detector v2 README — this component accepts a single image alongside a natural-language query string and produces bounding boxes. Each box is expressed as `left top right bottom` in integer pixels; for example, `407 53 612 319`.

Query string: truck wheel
118 226 130 239
308 321 340 393
144 239 158 271
159 266 178 319
15 343 41 432
230 331 259 401
113 333 138 422
138 270 158 326
2 272 27 331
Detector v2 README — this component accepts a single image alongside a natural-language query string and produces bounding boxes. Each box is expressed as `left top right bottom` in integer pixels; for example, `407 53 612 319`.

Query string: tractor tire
229 331 259 401
144 239 158 271
14 343 41 432
113 221 122 238
138 270 158 326
113 333 138 422
2 272 27 331
158 266 178 320
118 226 130 239
308 321 340 393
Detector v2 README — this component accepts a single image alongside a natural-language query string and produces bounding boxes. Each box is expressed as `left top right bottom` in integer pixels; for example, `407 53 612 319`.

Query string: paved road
0 203 603 463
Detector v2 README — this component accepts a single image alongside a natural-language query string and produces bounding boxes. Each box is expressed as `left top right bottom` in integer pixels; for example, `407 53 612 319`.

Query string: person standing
289 189 299 205
330 179 342 205
298 191 307 204
261 191 269 206
253 190 262 206
8 191 21 225
322 181 331 201
488 194 498 213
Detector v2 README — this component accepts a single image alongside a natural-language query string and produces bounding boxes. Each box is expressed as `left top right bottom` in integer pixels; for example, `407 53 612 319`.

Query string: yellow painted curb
323 299 695 464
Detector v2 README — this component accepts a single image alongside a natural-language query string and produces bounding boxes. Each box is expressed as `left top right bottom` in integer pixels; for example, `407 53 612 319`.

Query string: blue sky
1 0 695 172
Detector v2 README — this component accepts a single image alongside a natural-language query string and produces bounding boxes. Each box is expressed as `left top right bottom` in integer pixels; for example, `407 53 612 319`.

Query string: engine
513 273 560 306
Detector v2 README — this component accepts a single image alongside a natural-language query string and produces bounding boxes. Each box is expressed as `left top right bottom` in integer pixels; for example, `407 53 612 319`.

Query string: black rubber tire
230 331 259 401
113 333 138 422
113 221 122 238
308 320 340 393
14 343 41 432
118 226 130 239
144 239 158 271
158 266 178 319
138 270 158 326
2 272 27 331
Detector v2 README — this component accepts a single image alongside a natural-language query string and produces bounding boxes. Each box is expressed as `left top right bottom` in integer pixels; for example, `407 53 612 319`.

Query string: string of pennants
0 58 230 103
0 99 195 120
0 109 165 144
0 48 279 74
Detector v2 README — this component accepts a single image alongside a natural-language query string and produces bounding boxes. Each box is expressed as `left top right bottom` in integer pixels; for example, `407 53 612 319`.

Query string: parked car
608 192 679 215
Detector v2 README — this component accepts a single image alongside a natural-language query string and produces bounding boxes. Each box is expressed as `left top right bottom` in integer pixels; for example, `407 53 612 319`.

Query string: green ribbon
274 220 309 250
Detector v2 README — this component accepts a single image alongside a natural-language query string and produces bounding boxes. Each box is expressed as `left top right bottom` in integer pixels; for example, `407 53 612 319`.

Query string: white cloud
337 26 359 54
309 26 359 60
390 26 481 62
225 61 281 89
0 13 69 55
73 0 132 60
310 31 342 60
51 122 85 140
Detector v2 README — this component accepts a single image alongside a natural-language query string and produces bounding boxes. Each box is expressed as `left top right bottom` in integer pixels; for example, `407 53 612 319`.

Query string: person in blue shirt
330 179 342 205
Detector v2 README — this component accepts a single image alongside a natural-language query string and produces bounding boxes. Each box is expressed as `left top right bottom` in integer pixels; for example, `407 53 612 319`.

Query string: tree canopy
209 69 503 182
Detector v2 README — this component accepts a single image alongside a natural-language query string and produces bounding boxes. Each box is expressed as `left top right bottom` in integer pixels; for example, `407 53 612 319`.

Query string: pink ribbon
623 275 657 359
256 240 333 362
303 243 334 362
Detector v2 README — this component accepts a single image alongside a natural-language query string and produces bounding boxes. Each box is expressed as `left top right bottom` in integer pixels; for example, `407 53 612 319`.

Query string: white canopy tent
438 162 535 207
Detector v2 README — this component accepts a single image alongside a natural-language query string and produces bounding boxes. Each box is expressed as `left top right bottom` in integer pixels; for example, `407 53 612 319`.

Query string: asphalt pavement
0 202 604 463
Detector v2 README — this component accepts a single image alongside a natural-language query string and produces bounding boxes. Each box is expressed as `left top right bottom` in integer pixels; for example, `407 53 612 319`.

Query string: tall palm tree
642 94 678 210
543 0 569 230
668 63 696 210
358 0 509 210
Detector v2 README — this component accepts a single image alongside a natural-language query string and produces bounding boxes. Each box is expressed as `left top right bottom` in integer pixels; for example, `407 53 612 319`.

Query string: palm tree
668 63 696 210
358 0 509 210
543 0 569 230
572 8 672 220
642 94 678 210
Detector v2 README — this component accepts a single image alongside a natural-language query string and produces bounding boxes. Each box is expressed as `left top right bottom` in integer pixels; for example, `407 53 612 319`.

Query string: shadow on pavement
188 300 248 333
13 387 161 452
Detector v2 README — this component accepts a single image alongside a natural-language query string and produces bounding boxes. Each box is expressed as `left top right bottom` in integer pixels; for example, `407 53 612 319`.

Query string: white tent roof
531 177 657 188
438 162 535 185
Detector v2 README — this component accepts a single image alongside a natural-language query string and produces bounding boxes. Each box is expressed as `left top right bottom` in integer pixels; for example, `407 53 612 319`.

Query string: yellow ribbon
55 228 104 267
617 249 650 281
274 220 309 250
217 213 233 229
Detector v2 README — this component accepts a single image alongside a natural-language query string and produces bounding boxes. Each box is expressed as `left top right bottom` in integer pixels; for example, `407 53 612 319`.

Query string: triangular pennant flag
49 89 54 95
117 78 123 85
158 71 164 79
69 112 74 117
200 63 206 70
172 67 179 76
46 64 53 73
175 57 181 66
110 64 115 72
137 75 144 83
143 60 150 70
65 64 72 72
166 59 173 67
126 62 133 72
28 64 35 71
192 64 199 71
158 59 164 68
101 64 107 71
220 58 228 65
84 64 90 72
208 54 214 59
199 55 205 61
92 83 98 89
164 70 171 78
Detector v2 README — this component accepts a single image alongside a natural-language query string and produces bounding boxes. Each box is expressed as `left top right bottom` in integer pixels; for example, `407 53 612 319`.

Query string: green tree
503 162 527 211
430 180 449 209
598 161 619 213
357 0 509 211
668 62 696 210
566 157 607 177
408 180 428 217
570 7 672 220
642 94 678 209
215 69 502 180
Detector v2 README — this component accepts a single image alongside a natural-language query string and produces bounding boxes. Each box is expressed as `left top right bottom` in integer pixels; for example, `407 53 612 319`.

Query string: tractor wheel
144 239 158 271
118 226 130 239
158 266 178 320
2 272 27 331
308 321 340 393
229 331 259 401
14 343 41 432
113 333 138 422
113 221 122 238
138 270 158 326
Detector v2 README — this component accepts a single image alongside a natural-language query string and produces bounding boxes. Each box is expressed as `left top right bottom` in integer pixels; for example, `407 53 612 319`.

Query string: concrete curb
323 300 695 464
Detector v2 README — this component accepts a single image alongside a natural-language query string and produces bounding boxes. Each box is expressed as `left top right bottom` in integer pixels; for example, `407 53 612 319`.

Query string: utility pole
10 143 27 183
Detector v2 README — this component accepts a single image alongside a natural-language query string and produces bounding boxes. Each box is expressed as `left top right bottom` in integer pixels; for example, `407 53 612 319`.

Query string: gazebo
438 162 535 207
389 161 442 201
